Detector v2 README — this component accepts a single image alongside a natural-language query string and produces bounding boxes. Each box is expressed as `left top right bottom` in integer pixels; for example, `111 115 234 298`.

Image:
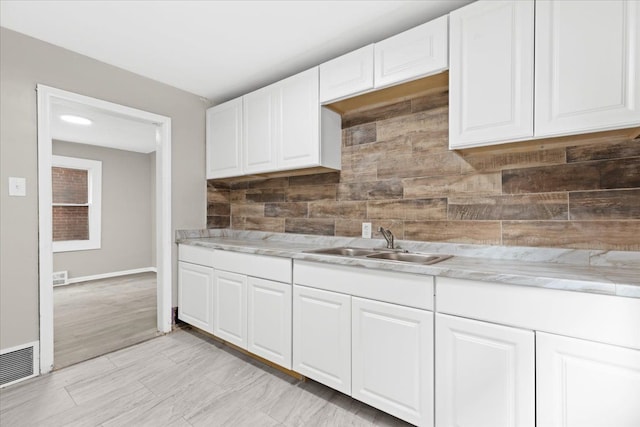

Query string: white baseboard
56 267 157 286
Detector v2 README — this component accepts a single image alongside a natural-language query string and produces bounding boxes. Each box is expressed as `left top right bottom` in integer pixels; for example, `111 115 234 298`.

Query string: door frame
37 85 172 374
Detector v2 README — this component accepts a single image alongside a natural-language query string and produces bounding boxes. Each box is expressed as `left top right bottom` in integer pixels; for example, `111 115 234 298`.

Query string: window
51 155 102 252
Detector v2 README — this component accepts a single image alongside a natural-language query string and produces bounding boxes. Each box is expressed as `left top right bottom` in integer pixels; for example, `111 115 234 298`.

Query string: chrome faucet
378 227 395 249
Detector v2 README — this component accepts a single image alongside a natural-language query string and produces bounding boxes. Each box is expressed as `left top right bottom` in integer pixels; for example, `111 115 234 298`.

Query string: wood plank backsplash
207 86 640 251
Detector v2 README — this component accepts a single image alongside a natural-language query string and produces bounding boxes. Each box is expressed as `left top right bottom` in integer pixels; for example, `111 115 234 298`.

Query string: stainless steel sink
365 252 452 265
304 247 381 257
304 246 452 265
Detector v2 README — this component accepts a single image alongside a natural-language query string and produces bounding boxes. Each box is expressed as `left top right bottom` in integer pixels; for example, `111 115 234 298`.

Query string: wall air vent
0 342 39 387
53 270 68 286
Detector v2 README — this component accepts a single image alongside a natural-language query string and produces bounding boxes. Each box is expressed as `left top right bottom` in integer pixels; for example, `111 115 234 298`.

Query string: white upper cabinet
206 98 243 179
243 84 278 174
374 15 449 89
320 44 375 103
450 0 640 149
279 68 323 169
449 0 534 149
234 67 341 177
535 0 640 136
537 332 640 427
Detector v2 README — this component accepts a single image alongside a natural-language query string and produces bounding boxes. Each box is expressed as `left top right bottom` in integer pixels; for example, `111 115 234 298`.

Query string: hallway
54 272 158 369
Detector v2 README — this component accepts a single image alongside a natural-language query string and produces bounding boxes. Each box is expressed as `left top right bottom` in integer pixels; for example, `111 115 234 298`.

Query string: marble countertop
176 229 640 299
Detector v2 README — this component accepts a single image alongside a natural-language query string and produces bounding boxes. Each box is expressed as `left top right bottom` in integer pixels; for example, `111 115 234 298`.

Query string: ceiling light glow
60 115 92 125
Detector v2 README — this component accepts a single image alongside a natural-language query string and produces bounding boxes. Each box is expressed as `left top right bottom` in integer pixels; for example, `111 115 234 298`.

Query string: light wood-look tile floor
54 272 159 369
0 328 412 427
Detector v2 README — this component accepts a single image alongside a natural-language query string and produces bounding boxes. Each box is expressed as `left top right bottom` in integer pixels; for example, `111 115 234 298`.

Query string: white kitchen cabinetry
243 84 277 174
293 260 434 426
240 67 340 176
449 0 640 149
213 270 247 349
374 15 448 89
319 45 374 103
206 98 243 179
535 0 640 136
247 277 292 369
537 332 640 427
292 285 351 394
352 297 433 426
449 0 534 148
177 261 215 334
435 313 535 427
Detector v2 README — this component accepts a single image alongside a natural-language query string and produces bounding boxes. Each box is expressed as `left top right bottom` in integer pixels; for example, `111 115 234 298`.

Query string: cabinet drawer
178 244 215 267
212 250 292 283
436 277 640 349
294 261 433 310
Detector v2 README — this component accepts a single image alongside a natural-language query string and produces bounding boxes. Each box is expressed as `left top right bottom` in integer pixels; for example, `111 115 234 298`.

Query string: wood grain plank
448 193 568 220
404 221 501 245
264 202 308 218
230 203 265 217
377 109 447 142
308 201 367 219
207 216 230 228
207 188 230 203
569 189 640 220
342 100 411 128
377 152 465 179
232 217 284 232
461 147 566 172
207 203 231 216
286 184 337 202
403 172 502 199
284 218 335 235
344 123 376 146
566 139 640 162
337 179 403 201
503 158 640 194
502 221 640 250
367 199 447 220
289 172 340 186
245 188 286 203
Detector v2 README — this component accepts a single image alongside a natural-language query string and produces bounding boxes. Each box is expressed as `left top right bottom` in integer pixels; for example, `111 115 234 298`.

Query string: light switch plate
362 222 372 239
8 177 26 197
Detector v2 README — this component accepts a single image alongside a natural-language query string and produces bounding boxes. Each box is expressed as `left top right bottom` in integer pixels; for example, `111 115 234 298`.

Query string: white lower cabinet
247 277 292 369
536 332 640 427
177 261 214 334
213 270 247 349
435 313 535 427
352 297 433 427
292 285 351 395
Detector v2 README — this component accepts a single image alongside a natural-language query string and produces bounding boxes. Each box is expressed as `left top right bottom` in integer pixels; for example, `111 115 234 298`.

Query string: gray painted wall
52 140 154 279
0 27 206 350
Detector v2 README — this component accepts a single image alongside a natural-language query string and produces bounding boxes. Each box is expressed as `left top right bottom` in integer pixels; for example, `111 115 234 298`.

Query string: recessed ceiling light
60 115 92 125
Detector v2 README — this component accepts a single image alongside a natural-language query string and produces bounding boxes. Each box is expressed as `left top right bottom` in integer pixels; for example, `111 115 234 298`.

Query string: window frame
51 155 102 252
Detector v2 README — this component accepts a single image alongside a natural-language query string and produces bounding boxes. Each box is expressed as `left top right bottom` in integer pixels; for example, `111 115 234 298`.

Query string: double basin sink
304 246 452 265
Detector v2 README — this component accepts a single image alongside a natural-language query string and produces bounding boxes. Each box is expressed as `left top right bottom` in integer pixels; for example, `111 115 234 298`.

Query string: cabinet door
177 261 214 333
278 67 320 170
320 44 374 103
206 98 243 179
535 0 640 137
449 0 534 149
352 297 433 427
537 332 640 427
435 313 535 427
374 15 448 89
292 285 351 394
247 277 292 369
213 270 247 349
243 84 278 174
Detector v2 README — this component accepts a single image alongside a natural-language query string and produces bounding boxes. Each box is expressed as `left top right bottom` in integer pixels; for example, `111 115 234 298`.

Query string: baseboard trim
57 267 157 286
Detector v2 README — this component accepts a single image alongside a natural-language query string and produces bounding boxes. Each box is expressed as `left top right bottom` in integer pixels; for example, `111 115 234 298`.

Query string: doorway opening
37 86 172 373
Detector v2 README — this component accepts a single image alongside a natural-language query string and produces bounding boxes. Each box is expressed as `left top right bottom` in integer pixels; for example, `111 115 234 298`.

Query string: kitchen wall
208 82 640 251
0 27 206 351
53 140 154 279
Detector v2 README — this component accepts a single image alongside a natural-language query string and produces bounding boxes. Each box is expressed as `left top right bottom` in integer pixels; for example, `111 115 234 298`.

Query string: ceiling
0 0 472 104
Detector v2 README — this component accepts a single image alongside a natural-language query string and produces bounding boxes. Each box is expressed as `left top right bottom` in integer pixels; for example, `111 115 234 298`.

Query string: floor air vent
53 270 68 286
1 342 38 387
